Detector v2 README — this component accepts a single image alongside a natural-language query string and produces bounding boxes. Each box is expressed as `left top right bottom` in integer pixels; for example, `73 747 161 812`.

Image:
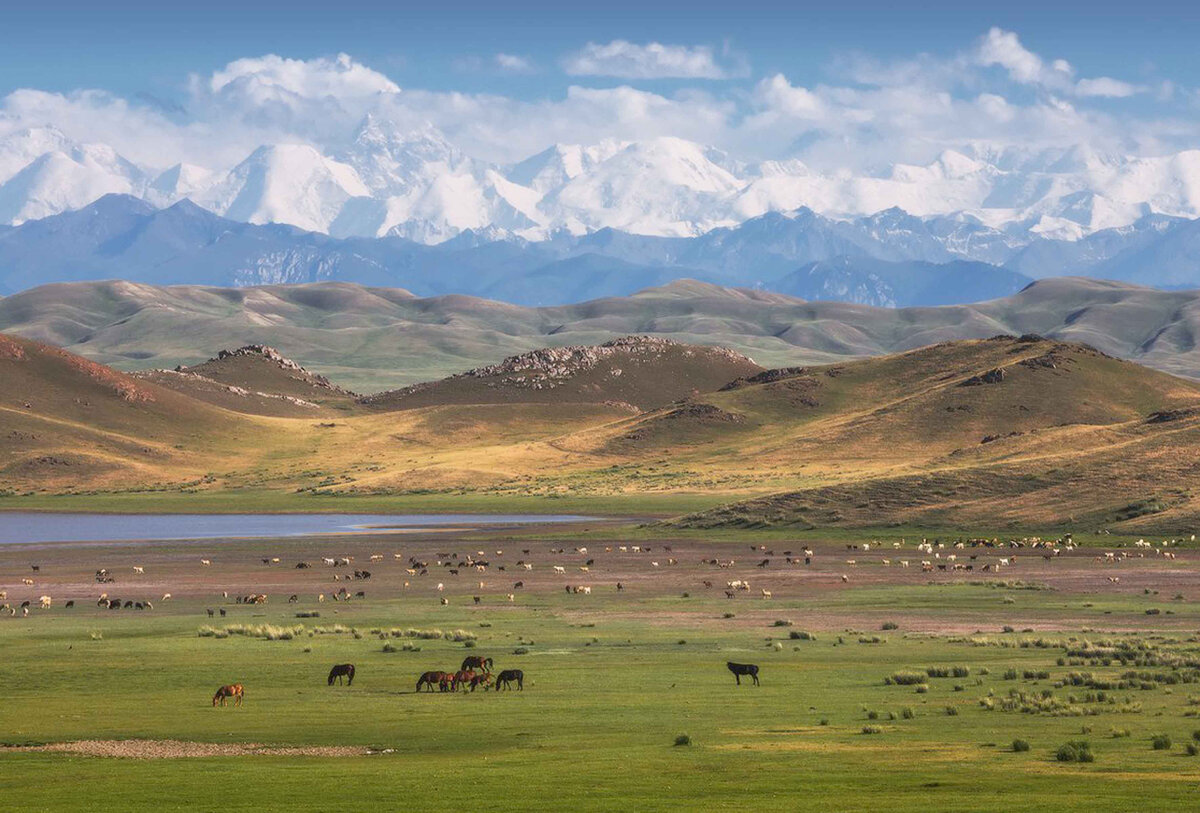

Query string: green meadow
4 582 1200 811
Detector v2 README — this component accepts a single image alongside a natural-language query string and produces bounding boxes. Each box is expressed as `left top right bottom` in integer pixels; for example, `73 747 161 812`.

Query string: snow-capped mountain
5 118 1200 255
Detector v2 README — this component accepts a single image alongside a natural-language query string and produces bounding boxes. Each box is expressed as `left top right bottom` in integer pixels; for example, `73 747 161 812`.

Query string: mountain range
4 190 1200 308
6 276 1200 393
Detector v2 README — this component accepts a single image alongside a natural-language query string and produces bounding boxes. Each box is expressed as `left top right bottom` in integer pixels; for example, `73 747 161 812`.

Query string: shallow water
0 513 592 545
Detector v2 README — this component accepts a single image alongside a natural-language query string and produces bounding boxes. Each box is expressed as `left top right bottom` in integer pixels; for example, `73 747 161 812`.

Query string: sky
2 1 1200 171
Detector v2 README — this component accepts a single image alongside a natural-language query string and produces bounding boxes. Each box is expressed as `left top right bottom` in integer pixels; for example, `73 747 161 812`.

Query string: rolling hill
8 327 1200 531
10 276 1200 394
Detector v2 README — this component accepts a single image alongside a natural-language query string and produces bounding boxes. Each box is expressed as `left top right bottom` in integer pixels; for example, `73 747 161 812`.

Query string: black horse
727 661 760 686
461 655 493 673
327 663 356 686
495 669 524 691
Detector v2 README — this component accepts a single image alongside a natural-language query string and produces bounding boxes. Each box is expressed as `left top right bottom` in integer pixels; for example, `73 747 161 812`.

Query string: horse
327 663 355 686
461 655 493 673
416 671 450 693
468 672 493 692
452 669 476 692
727 662 760 686
213 684 244 706
495 669 524 691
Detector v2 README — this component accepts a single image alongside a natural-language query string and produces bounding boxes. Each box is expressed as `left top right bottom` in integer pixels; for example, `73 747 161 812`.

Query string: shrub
382 642 397 653
723 612 735 619
1188 742 1199 756
862 725 883 734
463 640 477 648
1193 730 1200 742
513 647 529 655
295 611 320 618
773 619 792 627
901 707 915 719
1152 734 1172 750
889 670 926 685
673 734 691 747
1012 739 1031 752
819 718 829 726
1110 729 1130 738
881 622 899 630
945 706 959 716
1055 741 1094 762
867 710 879 720
789 630 816 640
89 631 103 641
915 684 929 694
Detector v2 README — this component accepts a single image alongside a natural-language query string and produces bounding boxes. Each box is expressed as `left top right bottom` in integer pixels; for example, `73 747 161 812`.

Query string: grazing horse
416 671 451 693
495 669 524 691
461 655 493 673
452 669 477 692
727 662 760 686
327 663 355 686
468 672 493 692
212 684 244 706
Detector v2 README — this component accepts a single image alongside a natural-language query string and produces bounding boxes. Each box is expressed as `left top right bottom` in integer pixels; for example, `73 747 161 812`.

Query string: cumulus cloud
0 33 1185 179
562 40 731 79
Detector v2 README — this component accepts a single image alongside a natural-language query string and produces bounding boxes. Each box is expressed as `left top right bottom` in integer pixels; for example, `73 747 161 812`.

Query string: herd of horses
417 656 524 693
211 657 524 706
213 659 755 706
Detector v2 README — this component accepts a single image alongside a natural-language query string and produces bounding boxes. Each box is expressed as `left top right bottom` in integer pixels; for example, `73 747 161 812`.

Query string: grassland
4 524 1200 811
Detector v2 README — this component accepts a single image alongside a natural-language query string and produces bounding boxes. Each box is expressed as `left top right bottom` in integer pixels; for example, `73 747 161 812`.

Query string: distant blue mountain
0 194 1196 306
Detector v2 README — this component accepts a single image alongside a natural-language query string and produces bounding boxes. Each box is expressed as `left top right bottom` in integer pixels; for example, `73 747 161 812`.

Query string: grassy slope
10 276 1200 392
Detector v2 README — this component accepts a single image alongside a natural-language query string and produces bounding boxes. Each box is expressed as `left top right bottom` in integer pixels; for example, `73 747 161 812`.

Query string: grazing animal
469 673 493 692
288 594 298 603
161 593 171 602
416 671 451 693
761 589 772 599
462 656 493 673
440 597 449 606
727 662 760 686
64 600 74 608
133 566 144 574
452 669 478 692
206 608 214 617
219 608 226 617
200 559 211 567
212 684 244 706
495 669 524 691
327 664 356 686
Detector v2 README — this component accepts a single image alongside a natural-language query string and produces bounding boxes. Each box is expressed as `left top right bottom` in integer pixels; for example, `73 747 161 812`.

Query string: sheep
440 597 449 606
370 555 384 562
760 589 772 599
161 593 171 602
200 559 211 567
436 583 445 592
21 578 34 586
507 593 515 602
580 586 592 595
318 593 326 603
39 595 52 609
840 574 849 583
522 563 533 571
553 566 566 574
133 566 144 574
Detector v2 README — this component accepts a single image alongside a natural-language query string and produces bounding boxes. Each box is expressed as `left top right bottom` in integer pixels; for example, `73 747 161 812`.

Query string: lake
0 513 594 545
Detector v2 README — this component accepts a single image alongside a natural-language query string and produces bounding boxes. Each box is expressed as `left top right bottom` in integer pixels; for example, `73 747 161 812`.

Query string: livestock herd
212 657 526 708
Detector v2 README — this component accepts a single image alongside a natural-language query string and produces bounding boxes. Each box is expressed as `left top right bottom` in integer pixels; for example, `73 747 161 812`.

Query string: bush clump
673 734 691 747
889 670 926 685
1055 741 1095 763
861 725 882 734
1012 739 1031 752
1151 734 1172 751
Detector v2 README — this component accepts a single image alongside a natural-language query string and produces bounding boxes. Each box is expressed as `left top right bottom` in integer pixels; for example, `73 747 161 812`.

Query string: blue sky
1 1 1198 172
2 0 1194 101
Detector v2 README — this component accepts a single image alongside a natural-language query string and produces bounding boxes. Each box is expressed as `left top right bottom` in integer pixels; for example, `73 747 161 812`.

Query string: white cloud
205 53 399 99
563 41 731 79
1075 77 1142 98
494 53 535 74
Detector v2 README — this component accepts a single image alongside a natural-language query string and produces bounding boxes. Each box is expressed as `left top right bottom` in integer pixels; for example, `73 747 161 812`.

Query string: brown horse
461 655 493 673
468 672 493 692
452 669 476 692
212 684 244 706
416 671 451 693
